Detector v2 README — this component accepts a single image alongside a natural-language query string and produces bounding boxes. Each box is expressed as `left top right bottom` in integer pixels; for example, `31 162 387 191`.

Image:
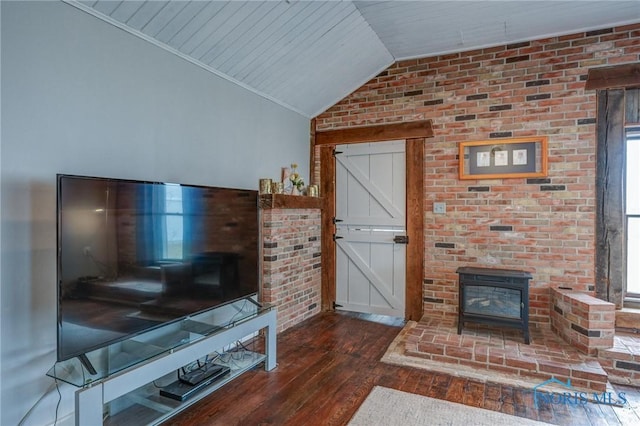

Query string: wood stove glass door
463 285 522 320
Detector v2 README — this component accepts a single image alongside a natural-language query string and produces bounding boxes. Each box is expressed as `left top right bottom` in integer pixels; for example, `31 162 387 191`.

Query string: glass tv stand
47 298 276 425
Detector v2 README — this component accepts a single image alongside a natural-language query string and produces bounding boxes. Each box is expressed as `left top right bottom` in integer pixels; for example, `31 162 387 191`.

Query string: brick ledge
259 194 323 209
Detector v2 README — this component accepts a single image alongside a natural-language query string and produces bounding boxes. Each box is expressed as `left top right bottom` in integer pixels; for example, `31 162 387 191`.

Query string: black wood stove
456 266 532 344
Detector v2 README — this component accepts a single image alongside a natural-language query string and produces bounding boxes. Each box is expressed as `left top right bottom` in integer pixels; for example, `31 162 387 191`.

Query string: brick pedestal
550 288 615 355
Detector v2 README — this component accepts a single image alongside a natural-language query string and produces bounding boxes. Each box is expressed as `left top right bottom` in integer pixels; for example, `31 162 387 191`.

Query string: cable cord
236 340 250 351
16 372 62 426
54 378 62 426
227 299 250 325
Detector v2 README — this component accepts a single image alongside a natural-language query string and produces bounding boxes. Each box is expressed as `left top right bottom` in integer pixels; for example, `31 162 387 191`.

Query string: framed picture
459 136 548 180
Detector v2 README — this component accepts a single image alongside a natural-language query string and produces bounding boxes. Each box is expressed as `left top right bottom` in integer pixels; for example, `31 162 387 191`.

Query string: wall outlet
433 202 446 214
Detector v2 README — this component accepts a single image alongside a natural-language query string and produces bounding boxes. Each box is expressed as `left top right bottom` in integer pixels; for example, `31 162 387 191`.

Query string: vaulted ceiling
68 1 640 118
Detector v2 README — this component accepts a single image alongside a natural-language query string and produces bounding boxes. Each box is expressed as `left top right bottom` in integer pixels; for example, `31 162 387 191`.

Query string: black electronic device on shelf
160 365 231 401
179 363 225 386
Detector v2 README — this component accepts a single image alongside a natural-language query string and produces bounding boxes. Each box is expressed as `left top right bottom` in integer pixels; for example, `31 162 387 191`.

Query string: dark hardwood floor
165 311 640 426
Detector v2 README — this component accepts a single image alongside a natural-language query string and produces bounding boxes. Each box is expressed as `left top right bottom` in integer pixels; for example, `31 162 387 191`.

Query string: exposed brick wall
315 23 640 324
261 209 322 332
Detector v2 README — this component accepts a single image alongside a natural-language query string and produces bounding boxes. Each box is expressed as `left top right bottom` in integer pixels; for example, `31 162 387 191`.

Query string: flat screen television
56 174 259 368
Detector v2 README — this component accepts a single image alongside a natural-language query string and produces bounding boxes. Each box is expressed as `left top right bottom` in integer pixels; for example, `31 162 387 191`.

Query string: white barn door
335 140 406 317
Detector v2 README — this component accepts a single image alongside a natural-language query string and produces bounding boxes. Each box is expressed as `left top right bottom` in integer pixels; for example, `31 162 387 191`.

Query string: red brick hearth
600 333 640 387
400 317 640 394
404 317 608 392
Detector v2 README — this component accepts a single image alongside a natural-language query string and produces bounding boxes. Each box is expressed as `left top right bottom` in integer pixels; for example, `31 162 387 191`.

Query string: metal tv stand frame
48 299 276 425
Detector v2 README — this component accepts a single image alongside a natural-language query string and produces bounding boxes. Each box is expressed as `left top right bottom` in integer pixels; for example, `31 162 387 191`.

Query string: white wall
0 2 309 424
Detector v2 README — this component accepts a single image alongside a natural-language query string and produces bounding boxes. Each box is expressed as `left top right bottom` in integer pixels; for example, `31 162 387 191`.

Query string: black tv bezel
55 173 260 363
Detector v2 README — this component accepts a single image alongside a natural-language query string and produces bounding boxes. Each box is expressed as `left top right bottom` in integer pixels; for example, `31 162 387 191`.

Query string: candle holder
259 178 272 194
271 181 284 194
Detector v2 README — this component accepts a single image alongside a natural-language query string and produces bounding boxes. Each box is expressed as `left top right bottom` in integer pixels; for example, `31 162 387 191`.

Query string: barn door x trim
315 120 433 321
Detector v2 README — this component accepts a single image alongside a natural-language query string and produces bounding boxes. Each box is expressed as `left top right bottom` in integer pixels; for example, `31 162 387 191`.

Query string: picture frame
458 136 548 180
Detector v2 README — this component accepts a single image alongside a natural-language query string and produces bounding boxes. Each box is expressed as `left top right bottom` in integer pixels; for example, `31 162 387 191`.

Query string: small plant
289 163 304 191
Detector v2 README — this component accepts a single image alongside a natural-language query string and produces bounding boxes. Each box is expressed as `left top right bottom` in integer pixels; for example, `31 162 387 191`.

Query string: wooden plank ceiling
69 1 640 118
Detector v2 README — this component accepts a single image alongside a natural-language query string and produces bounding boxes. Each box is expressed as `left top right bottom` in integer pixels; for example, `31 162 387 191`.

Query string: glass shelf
104 350 266 425
48 298 271 387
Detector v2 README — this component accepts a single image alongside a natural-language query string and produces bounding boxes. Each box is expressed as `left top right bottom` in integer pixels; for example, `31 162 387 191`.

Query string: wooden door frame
316 120 433 321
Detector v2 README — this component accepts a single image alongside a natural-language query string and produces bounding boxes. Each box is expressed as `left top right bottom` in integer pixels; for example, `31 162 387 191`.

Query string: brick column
261 208 321 333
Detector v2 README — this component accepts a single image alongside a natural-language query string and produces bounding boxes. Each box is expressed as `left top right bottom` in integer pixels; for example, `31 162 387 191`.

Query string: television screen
56 174 259 362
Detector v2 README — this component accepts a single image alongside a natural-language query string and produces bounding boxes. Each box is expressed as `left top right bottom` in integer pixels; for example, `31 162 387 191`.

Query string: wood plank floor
164 312 640 425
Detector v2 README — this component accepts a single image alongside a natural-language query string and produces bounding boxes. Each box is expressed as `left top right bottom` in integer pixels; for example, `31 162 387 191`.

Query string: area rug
348 386 552 426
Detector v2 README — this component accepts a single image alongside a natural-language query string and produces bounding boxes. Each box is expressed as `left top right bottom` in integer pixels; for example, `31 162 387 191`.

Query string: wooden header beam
585 63 640 91
315 120 434 146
